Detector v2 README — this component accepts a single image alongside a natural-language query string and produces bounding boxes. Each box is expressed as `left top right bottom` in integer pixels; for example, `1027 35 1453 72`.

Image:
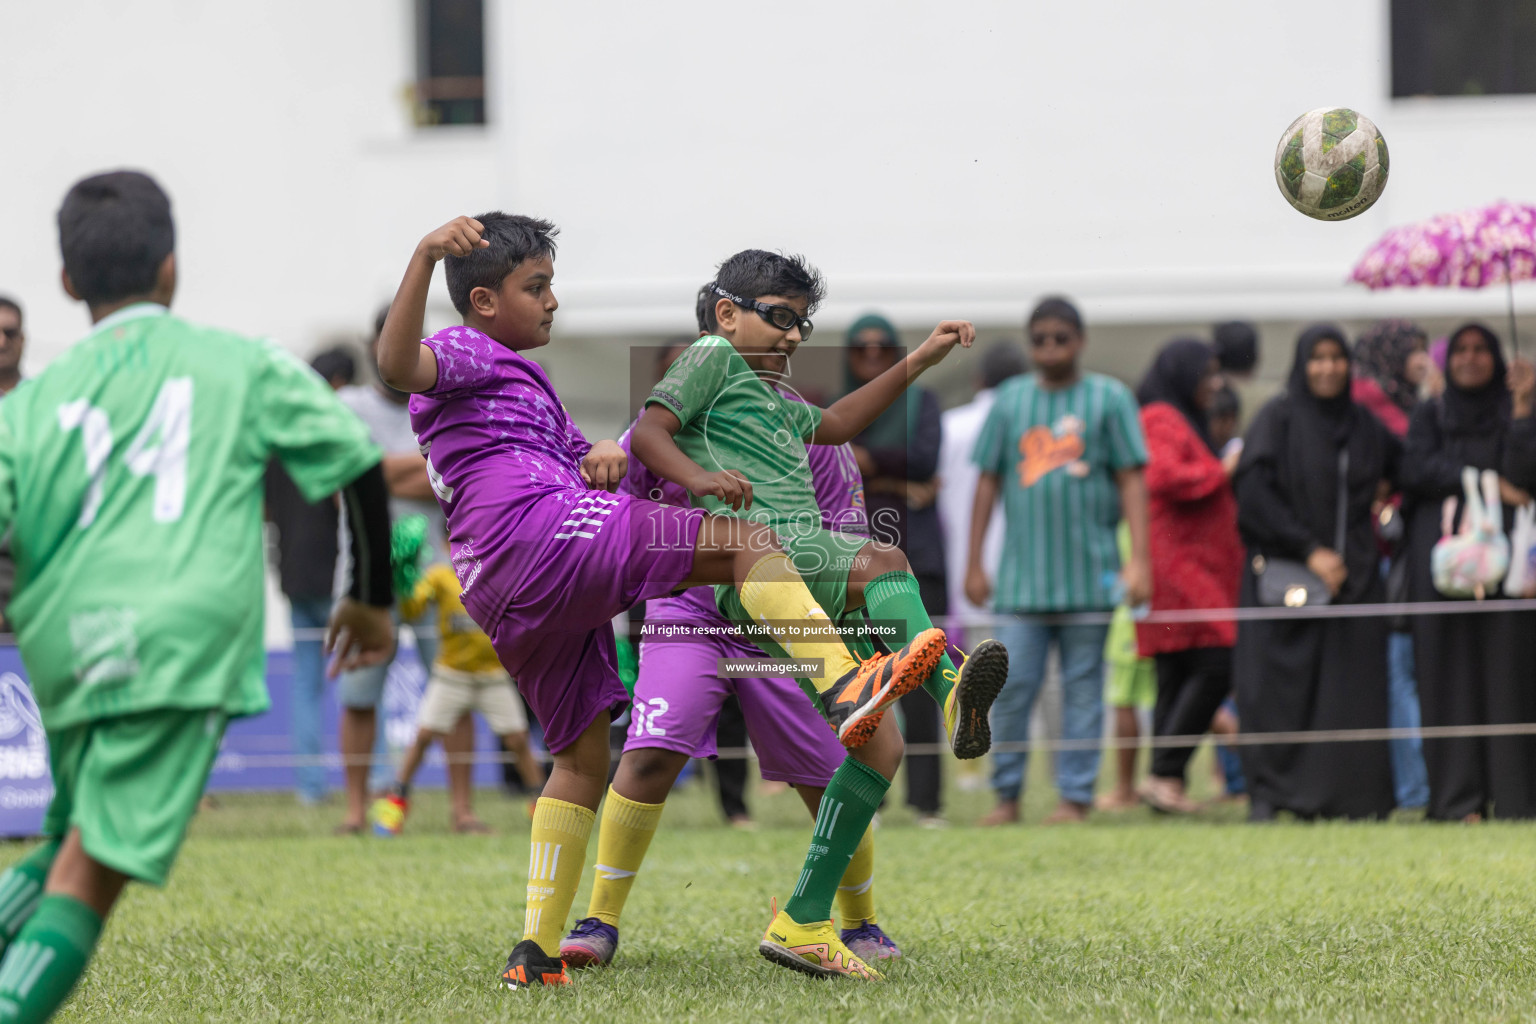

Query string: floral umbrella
1349 200 1536 352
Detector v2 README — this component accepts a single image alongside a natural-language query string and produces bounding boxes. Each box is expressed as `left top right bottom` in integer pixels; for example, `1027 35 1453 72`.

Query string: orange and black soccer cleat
499 939 572 990
819 627 946 748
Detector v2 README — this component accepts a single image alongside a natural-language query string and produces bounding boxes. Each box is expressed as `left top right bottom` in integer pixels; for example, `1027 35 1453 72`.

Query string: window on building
415 0 485 125
1391 0 1536 97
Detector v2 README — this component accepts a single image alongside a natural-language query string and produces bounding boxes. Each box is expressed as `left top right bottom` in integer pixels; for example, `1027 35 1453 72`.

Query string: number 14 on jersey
57 378 193 528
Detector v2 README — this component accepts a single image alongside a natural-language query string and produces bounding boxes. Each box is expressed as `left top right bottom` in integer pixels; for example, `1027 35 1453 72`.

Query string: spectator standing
1353 320 1431 812
334 308 475 834
1401 323 1536 822
264 347 357 805
1233 325 1399 821
845 313 947 826
968 296 1150 825
1134 339 1242 814
938 342 1028 641
0 296 24 628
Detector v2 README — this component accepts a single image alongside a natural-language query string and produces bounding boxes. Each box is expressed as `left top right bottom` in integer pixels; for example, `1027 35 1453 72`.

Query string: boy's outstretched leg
688 518 946 746
759 717 904 980
0 830 121 1024
850 544 1009 759
501 715 609 990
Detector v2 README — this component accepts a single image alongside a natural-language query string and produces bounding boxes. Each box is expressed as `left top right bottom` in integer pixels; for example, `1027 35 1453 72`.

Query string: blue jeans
288 597 332 804
990 617 1109 805
1387 630 1430 810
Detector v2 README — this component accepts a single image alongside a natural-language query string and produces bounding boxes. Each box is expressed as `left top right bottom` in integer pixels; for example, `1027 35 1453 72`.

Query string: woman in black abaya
1401 322 1536 822
1233 325 1401 821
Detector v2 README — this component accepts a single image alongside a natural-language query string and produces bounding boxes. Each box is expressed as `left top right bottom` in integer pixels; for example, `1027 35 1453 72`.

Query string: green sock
784 757 890 925
0 841 60 959
0 894 101 1023
863 570 958 706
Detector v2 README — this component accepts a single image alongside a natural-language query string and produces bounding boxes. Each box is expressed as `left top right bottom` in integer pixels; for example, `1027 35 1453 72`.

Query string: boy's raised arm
813 319 975 445
377 217 489 394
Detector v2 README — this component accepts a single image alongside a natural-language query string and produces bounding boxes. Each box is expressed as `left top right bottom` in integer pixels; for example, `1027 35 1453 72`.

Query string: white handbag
1505 501 1536 598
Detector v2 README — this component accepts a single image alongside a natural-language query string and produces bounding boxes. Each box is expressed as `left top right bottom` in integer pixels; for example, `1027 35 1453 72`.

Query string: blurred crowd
3 288 1534 830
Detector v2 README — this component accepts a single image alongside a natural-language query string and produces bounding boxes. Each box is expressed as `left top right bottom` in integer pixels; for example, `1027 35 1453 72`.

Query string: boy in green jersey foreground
0 171 396 1023
630 249 1010 977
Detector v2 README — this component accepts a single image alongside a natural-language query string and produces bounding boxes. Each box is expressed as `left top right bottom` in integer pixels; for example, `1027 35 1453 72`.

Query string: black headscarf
1137 338 1216 452
1288 323 1354 443
1440 321 1510 438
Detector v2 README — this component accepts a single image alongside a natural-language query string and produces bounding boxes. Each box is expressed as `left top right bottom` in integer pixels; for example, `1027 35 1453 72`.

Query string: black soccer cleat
944 638 1009 759
499 939 571 990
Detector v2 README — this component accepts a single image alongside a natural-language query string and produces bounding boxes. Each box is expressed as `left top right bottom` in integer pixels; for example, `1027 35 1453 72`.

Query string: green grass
17 756 1536 1022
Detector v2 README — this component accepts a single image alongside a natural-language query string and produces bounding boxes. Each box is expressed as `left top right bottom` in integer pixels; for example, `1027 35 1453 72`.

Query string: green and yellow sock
0 893 102 1023
784 758 889 926
585 788 665 927
738 552 860 693
835 826 877 931
862 570 958 708
0 840 59 960
522 798 595 954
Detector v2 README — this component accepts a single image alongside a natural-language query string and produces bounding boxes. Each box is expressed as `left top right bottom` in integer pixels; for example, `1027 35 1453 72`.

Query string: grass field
17 755 1536 1023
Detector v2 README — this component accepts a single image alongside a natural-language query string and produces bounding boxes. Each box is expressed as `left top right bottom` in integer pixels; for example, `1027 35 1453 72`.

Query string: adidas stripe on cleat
943 638 1009 759
499 939 572 990
819 627 946 748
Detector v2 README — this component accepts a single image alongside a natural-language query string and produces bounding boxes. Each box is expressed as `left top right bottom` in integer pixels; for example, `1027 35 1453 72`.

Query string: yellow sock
835 826 878 930
586 788 666 927
737 552 860 693
522 798 595 953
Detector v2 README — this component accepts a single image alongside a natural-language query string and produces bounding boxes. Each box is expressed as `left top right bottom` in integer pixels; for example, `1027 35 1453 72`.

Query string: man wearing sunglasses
966 294 1151 827
0 297 25 398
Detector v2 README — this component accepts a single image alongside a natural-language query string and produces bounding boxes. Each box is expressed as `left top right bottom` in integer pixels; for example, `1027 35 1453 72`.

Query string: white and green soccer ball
1274 107 1389 221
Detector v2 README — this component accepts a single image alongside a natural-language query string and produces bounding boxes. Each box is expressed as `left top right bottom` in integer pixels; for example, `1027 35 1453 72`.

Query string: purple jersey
409 327 705 754
411 327 597 620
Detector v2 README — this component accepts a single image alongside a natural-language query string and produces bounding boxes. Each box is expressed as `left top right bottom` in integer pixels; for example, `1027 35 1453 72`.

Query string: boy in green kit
630 249 1009 977
0 171 395 1023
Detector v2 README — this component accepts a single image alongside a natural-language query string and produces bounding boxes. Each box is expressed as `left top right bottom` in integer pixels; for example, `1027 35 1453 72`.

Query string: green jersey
0 304 380 729
646 336 823 525
971 372 1147 612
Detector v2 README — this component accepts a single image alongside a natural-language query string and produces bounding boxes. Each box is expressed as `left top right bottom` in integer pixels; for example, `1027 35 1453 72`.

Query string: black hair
704 250 826 334
373 303 391 340
1210 383 1241 420
0 296 20 326
1027 295 1083 334
1213 321 1259 373
57 170 175 306
980 341 1028 390
443 212 559 316
311 347 357 385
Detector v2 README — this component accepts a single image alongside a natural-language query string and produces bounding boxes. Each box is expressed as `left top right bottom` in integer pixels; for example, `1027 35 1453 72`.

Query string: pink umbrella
1349 200 1536 352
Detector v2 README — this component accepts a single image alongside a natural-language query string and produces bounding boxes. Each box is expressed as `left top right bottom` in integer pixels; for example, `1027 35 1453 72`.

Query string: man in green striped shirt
966 296 1149 825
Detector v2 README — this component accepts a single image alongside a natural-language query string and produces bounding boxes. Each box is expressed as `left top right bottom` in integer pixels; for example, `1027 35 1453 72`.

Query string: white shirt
938 389 1006 629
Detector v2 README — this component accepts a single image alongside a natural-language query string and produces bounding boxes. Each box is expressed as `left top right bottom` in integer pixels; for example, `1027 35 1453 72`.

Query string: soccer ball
1274 108 1389 221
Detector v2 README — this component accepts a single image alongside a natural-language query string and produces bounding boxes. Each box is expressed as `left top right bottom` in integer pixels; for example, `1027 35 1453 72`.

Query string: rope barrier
216 721 1536 768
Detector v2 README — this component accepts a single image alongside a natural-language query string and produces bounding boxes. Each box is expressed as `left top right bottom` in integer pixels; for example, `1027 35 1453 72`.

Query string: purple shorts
623 601 846 787
473 493 705 756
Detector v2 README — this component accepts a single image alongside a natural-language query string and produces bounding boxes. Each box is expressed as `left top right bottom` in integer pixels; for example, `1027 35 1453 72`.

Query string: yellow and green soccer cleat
758 900 882 980
942 638 1009 760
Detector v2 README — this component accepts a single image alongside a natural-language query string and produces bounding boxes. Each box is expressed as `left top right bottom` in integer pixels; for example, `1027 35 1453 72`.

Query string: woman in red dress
1134 339 1243 813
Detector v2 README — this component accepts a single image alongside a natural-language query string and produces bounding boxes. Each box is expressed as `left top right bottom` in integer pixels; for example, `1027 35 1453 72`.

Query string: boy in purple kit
559 311 900 972
375 215 948 989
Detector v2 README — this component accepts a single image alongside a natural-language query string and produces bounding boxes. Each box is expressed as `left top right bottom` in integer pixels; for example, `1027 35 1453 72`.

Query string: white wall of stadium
4 0 1536 432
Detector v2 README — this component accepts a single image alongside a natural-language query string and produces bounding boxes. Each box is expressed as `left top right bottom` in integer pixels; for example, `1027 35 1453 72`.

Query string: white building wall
3 0 1535 370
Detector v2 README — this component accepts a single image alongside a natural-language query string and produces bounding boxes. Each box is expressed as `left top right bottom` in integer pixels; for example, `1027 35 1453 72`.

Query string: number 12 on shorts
57 378 193 528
